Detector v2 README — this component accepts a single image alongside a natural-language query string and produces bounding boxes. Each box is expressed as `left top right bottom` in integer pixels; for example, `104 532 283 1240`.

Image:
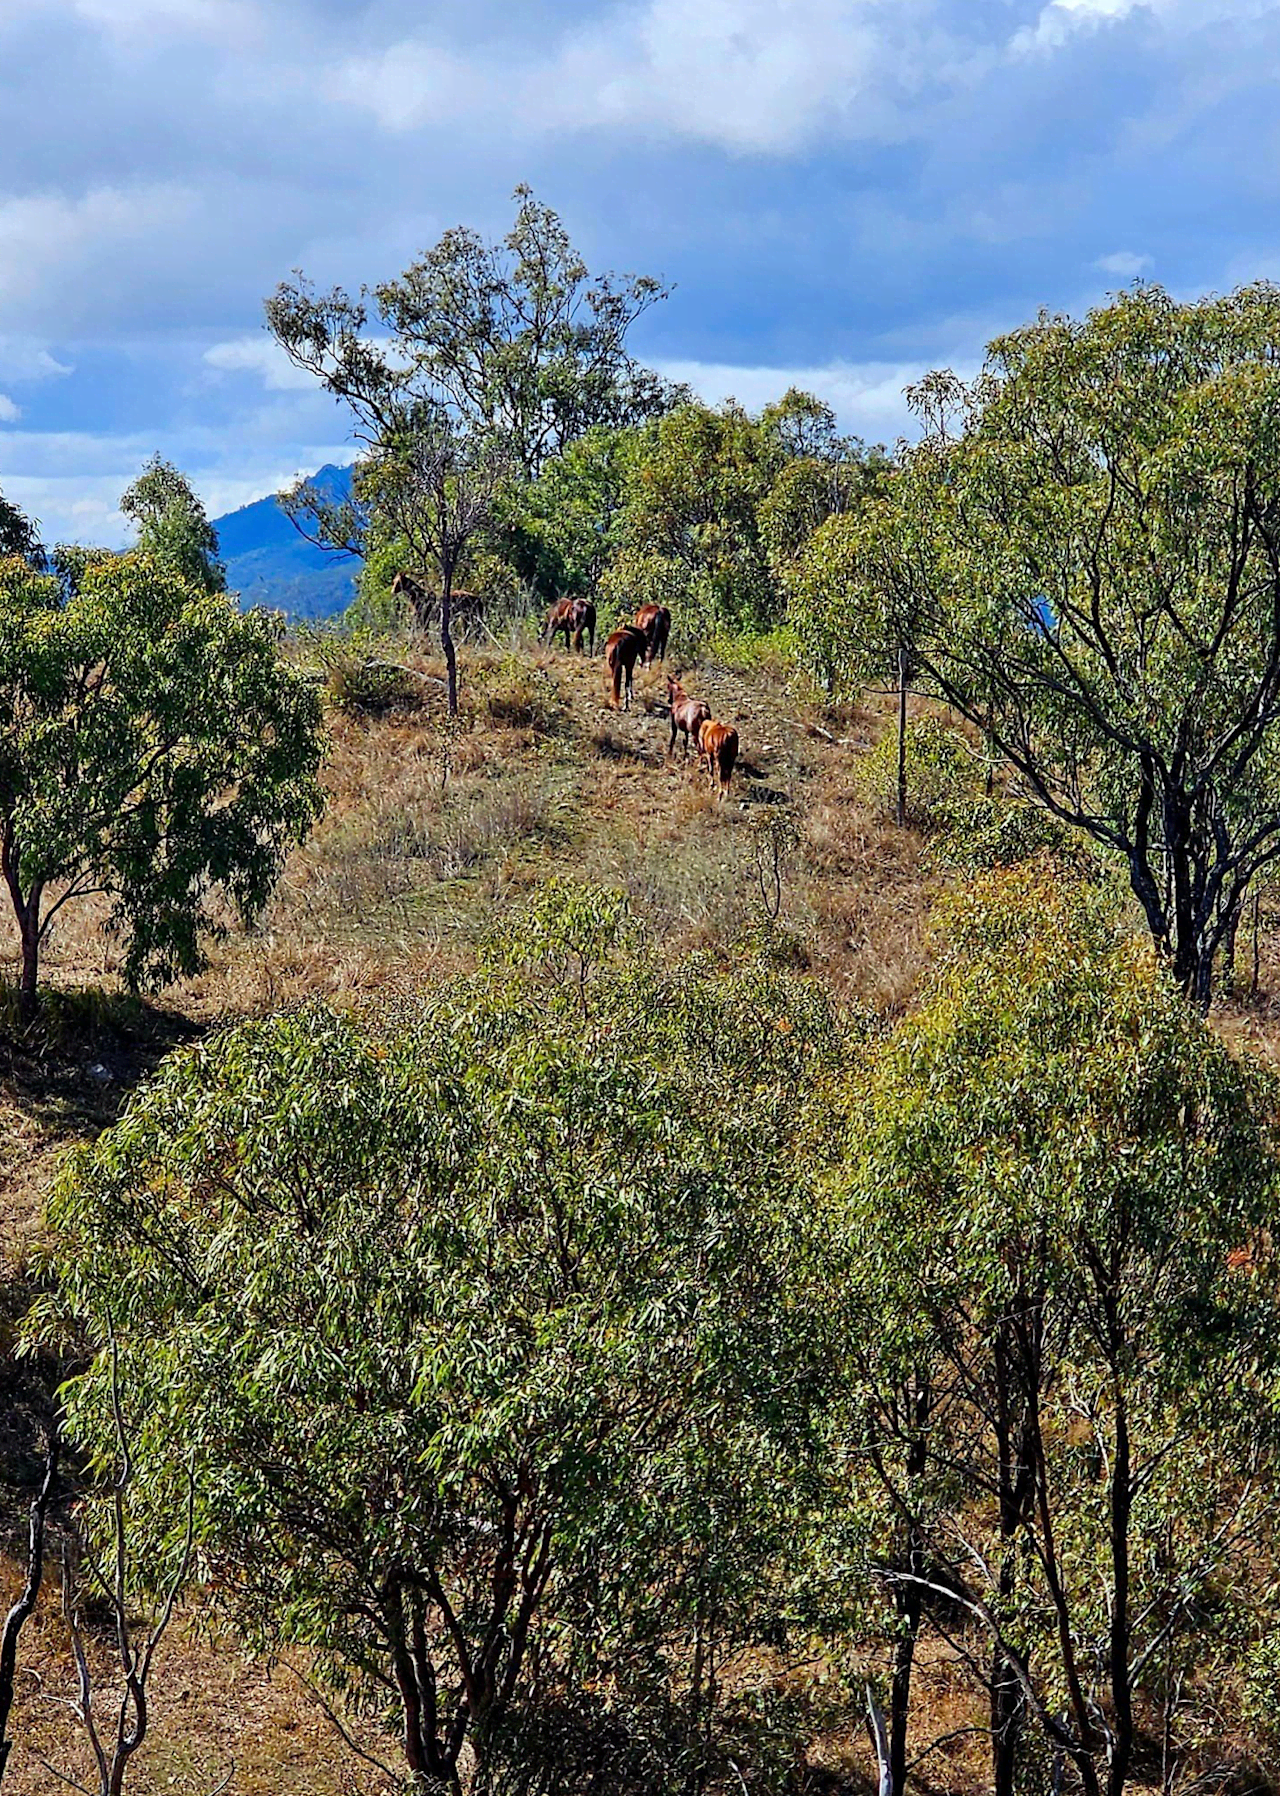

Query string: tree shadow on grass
0 986 203 1140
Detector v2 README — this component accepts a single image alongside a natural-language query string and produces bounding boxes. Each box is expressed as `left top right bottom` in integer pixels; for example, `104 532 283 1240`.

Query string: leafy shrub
323 646 420 716
482 654 564 733
932 793 1077 871
852 715 977 829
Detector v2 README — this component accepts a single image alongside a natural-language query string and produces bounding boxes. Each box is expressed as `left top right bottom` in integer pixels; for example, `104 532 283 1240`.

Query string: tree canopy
0 489 41 567
120 456 226 594
41 910 844 1794
0 552 323 1020
828 869 1280 1795
828 283 1280 1003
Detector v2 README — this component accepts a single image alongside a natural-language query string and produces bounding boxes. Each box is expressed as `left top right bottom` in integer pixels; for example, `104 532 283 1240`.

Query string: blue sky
2 0 1279 544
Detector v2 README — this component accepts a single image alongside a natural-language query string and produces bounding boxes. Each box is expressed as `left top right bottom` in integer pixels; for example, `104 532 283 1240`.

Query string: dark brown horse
635 603 671 665
666 674 711 762
697 718 739 799
393 570 482 638
605 625 648 710
544 597 596 654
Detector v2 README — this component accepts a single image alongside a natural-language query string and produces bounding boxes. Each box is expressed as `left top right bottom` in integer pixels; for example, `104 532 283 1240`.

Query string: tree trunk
896 644 909 829
18 905 39 1027
888 1389 928 1796
1222 903 1242 994
888 1589 920 1795
1106 1390 1134 1796
866 1684 893 1796
441 569 458 719
0 1426 59 1787
2 823 40 1027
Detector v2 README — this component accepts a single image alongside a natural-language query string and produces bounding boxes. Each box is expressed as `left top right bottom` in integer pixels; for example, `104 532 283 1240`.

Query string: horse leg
669 714 677 756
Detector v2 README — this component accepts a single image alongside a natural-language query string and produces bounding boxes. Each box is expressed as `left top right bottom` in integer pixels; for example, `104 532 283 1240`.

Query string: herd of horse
390 574 739 799
542 597 738 799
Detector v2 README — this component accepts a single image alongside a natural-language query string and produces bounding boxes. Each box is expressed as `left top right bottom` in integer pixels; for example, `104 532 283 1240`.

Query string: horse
697 718 739 800
544 597 596 654
393 570 482 639
666 674 711 762
605 625 648 710
634 603 671 665
570 599 597 655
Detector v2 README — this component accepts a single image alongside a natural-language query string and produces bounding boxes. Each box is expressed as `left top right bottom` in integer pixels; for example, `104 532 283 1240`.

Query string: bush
322 643 421 716
40 934 842 1796
482 654 564 733
852 715 977 829
931 793 1078 871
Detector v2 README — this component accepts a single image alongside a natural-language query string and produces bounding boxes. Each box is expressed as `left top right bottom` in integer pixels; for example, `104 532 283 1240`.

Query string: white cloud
0 431 357 546
1095 248 1154 276
0 393 19 422
0 184 196 328
0 340 73 383
203 335 318 392
325 0 918 154
1012 0 1264 55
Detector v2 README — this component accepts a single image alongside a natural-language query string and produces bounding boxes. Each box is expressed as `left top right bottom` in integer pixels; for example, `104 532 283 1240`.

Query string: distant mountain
214 463 359 619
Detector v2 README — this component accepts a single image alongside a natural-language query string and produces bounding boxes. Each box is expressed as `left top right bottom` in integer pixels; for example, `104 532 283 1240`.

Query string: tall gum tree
265 189 671 713
841 284 1280 1005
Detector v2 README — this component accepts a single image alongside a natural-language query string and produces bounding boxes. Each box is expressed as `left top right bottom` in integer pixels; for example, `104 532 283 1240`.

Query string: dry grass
0 1575 384 1796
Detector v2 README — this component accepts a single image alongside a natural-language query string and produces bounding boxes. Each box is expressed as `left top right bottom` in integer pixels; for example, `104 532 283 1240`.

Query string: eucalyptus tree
364 186 672 482
499 423 647 601
120 456 225 594
839 284 1280 1004
602 400 786 638
265 191 671 708
788 511 926 822
0 490 41 566
40 897 842 1796
833 869 1280 1796
0 554 323 1022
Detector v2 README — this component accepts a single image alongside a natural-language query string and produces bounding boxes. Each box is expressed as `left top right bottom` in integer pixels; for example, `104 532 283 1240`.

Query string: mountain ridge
214 461 358 618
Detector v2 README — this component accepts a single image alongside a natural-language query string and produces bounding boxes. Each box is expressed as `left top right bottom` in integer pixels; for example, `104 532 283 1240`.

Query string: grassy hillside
4 626 1278 1795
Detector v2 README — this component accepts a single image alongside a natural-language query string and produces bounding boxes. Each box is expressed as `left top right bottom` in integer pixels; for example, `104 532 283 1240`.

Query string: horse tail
608 639 622 704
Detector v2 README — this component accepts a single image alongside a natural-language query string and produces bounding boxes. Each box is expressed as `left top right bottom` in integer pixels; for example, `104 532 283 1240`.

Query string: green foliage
853 283 1280 1001
852 715 977 830
483 876 636 1011
317 639 420 716
786 508 910 700
0 487 41 565
757 444 890 584
499 424 647 600
119 455 226 594
930 791 1080 871
46 542 118 600
39 911 842 1794
0 552 324 1014
602 400 783 640
828 867 1280 1795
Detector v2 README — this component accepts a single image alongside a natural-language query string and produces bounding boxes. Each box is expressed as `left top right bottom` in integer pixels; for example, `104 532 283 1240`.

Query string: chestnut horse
605 625 648 710
635 603 671 665
545 597 596 654
698 718 739 799
666 674 711 762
